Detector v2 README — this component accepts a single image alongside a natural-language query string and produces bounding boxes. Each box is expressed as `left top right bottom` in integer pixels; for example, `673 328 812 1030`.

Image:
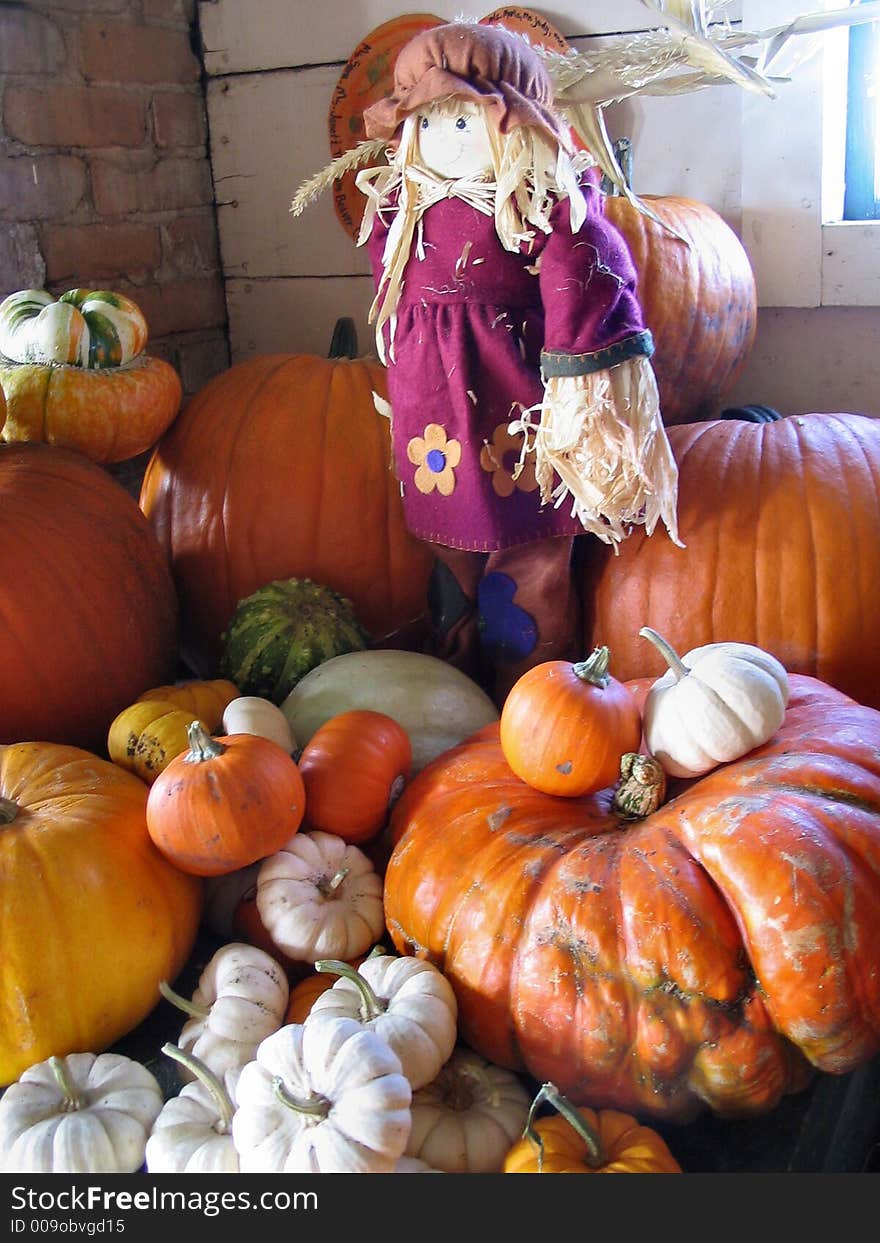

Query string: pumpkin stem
612 753 667 821
158 978 211 1022
524 1082 604 1172
328 317 358 361
49 1056 84 1112
317 866 350 897
571 645 611 688
271 1074 330 1118
639 627 690 682
315 958 386 1021
0 796 18 824
452 1060 500 1110
183 721 227 763
161 1043 236 1133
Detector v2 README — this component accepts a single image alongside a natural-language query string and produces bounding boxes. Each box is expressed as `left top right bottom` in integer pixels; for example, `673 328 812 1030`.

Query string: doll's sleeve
514 176 682 551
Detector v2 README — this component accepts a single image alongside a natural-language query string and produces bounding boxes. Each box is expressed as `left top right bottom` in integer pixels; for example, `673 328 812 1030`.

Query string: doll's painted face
416 101 493 179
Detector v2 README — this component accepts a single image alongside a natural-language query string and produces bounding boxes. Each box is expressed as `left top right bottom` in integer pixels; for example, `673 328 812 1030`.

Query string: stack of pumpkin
2 216 880 1178
3 609 880 1174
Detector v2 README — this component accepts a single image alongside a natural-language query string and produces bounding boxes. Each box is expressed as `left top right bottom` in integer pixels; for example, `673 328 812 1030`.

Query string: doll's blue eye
420 117 429 129
455 117 468 130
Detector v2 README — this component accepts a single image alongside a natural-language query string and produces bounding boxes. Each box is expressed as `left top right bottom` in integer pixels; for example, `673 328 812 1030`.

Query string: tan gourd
221 695 296 753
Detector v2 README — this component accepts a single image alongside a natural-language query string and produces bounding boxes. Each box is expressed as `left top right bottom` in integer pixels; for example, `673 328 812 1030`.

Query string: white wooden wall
198 0 880 416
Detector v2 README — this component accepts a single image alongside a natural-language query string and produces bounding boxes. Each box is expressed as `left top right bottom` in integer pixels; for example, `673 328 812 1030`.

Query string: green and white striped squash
0 289 148 369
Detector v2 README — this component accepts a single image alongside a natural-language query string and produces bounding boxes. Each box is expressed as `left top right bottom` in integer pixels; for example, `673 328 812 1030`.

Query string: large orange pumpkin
384 675 880 1122
139 321 434 676
0 740 202 1085
603 193 757 425
579 413 880 709
0 442 179 751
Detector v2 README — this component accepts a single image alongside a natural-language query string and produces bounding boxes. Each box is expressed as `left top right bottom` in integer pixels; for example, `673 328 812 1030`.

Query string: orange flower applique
479 423 537 497
407 423 462 496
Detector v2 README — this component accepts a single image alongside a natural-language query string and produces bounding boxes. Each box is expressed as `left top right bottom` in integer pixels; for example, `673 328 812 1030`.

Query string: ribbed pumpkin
580 413 880 708
139 320 433 677
0 442 179 751
384 676 880 1123
0 288 182 463
603 192 756 425
0 741 202 1085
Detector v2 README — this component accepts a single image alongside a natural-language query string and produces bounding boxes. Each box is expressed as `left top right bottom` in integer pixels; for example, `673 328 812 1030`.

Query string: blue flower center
426 448 447 473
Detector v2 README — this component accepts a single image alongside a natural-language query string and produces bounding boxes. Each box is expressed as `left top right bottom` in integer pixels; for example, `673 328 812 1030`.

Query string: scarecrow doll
297 19 681 701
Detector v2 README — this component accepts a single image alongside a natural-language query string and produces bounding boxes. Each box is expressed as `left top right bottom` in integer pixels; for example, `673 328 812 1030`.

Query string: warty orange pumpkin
138 320 434 677
384 675 880 1122
579 413 880 709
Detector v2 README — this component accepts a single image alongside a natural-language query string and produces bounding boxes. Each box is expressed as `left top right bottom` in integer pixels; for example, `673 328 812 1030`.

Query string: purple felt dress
366 172 653 553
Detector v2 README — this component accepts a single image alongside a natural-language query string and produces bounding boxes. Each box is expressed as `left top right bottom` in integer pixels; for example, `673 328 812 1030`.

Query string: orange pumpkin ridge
384 675 880 1122
580 414 880 710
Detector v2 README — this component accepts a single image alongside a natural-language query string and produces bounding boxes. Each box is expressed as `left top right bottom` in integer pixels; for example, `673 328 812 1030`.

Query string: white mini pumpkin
256 830 385 963
308 954 458 1090
639 626 790 778
0 1052 163 1174
231 1018 411 1173
159 941 289 1081
144 1045 240 1174
405 1046 532 1174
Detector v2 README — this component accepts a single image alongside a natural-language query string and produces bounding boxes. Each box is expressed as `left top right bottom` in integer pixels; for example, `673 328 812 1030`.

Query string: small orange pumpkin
298 709 412 845
146 722 305 876
504 1082 682 1174
499 647 642 797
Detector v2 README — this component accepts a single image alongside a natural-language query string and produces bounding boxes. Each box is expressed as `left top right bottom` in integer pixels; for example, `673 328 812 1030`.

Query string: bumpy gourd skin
384 675 880 1122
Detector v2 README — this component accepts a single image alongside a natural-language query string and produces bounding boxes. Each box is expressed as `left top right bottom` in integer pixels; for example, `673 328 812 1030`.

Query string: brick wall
0 0 230 435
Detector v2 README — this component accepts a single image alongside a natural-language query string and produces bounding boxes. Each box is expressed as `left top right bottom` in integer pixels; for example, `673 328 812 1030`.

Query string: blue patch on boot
477 572 538 662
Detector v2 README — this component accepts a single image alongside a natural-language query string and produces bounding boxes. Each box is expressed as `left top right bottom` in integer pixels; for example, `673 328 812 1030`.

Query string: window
843 1 879 219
